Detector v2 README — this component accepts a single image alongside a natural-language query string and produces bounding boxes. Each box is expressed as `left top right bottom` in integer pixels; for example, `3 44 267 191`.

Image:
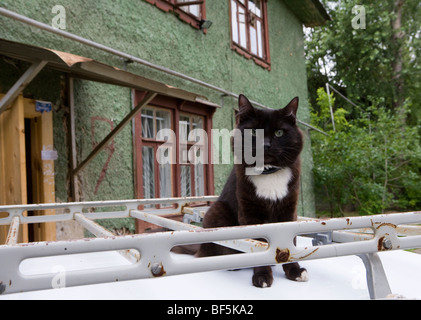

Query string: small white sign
41 149 58 161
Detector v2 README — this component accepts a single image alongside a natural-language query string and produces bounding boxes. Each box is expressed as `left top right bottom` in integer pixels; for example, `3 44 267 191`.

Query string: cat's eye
275 129 284 138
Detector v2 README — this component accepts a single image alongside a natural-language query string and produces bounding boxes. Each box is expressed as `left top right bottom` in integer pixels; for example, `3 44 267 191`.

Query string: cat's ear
239 94 254 112
237 94 255 124
281 97 299 123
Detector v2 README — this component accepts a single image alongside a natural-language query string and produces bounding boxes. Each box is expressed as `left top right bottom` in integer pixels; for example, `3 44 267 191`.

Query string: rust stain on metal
375 222 397 230
378 236 393 251
378 236 385 251
346 218 352 226
321 222 326 225
196 228 219 233
5 229 18 244
254 241 268 249
275 248 290 263
153 266 166 277
151 263 166 277
296 247 320 260
245 238 268 249
180 203 189 216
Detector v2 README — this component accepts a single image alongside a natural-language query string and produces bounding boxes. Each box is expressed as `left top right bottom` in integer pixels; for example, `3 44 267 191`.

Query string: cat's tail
171 244 201 255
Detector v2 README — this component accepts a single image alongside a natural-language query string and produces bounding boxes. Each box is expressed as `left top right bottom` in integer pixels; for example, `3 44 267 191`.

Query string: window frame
139 106 175 203
143 0 207 31
178 112 207 197
229 0 271 70
134 91 216 205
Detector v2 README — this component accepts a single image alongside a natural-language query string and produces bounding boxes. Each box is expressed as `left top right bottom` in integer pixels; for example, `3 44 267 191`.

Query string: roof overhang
283 0 330 27
0 38 219 178
0 38 204 103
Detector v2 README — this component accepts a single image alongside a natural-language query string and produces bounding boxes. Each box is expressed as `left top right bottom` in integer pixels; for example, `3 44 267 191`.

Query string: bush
310 88 421 216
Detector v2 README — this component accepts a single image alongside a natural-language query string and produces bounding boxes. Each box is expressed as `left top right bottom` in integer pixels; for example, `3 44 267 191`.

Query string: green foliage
311 87 351 133
305 0 421 123
306 1 421 216
311 88 421 216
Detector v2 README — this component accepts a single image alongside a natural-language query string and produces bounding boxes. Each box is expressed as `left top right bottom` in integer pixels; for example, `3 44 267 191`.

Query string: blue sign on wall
35 101 52 113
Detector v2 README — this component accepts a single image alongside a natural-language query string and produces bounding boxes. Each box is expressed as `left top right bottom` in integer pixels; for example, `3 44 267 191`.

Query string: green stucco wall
0 0 315 218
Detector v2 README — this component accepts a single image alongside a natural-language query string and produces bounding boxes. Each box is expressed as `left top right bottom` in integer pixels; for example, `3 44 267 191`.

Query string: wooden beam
38 106 56 241
0 60 47 115
73 91 158 175
68 78 80 202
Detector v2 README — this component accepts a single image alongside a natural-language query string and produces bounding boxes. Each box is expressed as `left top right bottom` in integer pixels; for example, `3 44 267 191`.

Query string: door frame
0 94 56 244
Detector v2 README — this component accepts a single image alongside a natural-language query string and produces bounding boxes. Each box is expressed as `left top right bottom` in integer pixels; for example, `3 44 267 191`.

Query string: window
144 0 207 30
134 91 216 207
177 0 202 18
140 107 173 203
230 0 271 70
179 113 206 197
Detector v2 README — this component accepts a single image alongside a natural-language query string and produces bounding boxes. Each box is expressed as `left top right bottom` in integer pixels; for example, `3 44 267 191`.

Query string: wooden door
24 98 56 242
0 95 28 244
0 94 56 244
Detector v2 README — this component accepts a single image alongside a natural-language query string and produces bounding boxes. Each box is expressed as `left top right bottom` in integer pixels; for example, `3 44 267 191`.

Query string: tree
311 89 421 217
305 1 421 216
391 0 405 114
305 0 421 123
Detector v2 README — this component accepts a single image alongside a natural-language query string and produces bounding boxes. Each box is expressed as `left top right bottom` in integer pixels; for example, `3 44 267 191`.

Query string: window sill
231 43 271 71
144 0 206 32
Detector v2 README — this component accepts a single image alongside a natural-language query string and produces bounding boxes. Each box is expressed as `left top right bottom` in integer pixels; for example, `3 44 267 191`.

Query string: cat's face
235 95 303 172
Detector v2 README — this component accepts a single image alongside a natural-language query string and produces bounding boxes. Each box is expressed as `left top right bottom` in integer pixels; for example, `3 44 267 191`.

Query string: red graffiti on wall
91 117 115 195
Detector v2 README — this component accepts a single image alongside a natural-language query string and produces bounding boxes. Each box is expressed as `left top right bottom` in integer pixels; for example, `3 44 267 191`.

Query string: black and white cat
197 94 308 288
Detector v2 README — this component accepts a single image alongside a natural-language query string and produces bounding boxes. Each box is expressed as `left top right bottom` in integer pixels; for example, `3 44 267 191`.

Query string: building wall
0 0 315 218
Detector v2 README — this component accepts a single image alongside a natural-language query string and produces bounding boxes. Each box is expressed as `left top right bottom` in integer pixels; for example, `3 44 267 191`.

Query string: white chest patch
248 167 293 202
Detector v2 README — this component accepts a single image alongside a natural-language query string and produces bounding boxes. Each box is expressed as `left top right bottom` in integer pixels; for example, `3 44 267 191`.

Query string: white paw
295 270 309 282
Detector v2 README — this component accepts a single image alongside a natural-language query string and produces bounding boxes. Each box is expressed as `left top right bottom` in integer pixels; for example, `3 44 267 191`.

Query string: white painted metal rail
0 196 420 298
